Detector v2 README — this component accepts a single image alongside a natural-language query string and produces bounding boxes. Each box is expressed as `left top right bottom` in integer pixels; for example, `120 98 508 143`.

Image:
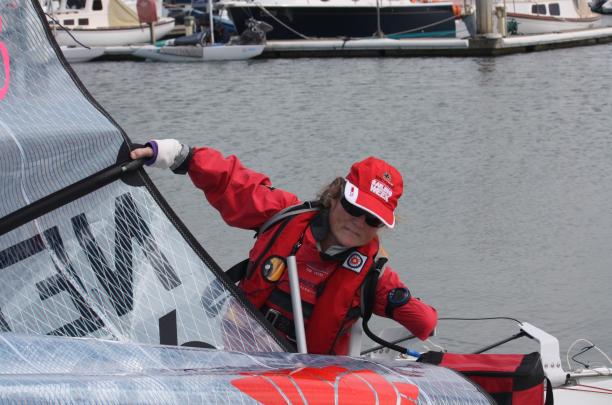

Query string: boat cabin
45 0 141 29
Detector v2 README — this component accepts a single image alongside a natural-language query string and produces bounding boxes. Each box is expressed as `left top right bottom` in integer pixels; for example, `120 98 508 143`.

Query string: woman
131 139 437 355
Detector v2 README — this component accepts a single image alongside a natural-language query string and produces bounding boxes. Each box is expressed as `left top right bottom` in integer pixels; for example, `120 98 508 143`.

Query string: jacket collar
310 209 353 261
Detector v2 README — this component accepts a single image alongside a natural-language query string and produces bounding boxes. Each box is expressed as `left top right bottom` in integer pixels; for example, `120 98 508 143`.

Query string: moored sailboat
131 17 269 61
47 0 175 46
501 0 601 34
220 0 463 40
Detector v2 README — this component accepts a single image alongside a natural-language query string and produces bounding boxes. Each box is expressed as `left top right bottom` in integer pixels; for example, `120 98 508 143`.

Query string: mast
209 0 215 44
375 0 383 38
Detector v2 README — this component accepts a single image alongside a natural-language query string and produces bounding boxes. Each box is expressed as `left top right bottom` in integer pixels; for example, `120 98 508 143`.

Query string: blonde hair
317 177 345 208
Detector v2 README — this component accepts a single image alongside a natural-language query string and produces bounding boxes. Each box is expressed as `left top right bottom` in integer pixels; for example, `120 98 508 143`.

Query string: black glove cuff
171 147 194 175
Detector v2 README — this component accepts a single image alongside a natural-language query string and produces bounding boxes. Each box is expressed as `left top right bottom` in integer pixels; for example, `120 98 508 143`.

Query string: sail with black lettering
0 0 288 353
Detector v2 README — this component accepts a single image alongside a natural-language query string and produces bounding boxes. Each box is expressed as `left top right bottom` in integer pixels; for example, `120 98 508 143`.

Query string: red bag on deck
136 0 157 24
418 351 553 405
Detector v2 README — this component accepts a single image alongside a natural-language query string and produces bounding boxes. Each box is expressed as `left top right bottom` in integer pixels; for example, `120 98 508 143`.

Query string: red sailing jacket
188 147 437 354
241 210 380 354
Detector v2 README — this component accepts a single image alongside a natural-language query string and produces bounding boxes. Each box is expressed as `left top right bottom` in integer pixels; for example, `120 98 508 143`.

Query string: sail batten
0 158 144 237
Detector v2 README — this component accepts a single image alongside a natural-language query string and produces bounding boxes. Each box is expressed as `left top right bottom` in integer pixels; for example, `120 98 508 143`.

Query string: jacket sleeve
188 147 300 230
373 267 437 341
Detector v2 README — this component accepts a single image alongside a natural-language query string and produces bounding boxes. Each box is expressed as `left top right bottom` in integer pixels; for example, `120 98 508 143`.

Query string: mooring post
469 0 502 54
475 0 493 35
495 5 507 36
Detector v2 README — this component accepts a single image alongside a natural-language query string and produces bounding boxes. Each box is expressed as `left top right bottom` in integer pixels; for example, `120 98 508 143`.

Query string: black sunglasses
340 197 384 228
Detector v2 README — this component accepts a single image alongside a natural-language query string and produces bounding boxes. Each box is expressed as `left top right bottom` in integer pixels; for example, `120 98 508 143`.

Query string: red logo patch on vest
342 252 367 273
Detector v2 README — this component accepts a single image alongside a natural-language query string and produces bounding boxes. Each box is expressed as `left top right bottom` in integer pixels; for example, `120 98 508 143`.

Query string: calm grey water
74 46 612 362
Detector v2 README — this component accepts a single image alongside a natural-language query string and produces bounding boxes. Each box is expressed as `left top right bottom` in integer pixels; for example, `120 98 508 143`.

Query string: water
73 46 612 363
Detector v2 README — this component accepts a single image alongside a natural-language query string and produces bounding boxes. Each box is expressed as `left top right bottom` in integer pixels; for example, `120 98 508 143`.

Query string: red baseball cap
344 157 403 228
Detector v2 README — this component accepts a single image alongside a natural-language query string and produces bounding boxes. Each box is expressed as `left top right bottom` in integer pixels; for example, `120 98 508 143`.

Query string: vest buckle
264 307 281 326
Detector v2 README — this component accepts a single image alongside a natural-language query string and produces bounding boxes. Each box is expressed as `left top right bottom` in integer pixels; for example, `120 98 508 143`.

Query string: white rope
423 337 446 352
566 338 612 371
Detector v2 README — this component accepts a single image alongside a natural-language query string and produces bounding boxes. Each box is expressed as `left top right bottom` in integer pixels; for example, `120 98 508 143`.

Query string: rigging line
571 344 595 368
572 384 612 393
558 385 612 394
44 12 91 49
361 316 521 355
386 14 457 37
0 158 144 237
253 3 312 39
566 338 612 371
360 334 417 355
438 316 522 323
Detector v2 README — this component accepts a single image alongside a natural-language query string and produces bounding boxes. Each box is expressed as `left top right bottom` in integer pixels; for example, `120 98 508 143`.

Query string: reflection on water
74 45 612 359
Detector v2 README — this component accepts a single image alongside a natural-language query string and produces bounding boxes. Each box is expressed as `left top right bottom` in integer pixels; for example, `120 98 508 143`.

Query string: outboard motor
233 18 273 45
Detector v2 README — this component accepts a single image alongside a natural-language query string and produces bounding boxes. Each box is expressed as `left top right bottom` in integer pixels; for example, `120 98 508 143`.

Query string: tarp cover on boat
108 0 141 27
0 0 286 353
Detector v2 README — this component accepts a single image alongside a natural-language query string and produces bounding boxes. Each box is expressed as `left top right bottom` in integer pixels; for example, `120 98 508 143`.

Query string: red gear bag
418 351 553 404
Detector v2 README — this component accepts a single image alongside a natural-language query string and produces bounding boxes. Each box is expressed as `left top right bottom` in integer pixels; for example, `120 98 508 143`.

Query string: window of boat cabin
63 19 74 25
548 3 560 14
66 0 85 9
531 4 547 14
78 18 89 25
93 0 103 10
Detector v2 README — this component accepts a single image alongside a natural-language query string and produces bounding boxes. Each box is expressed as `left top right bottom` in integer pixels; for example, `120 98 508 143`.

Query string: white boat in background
502 0 601 34
132 43 264 61
60 45 105 61
48 0 175 46
132 17 269 61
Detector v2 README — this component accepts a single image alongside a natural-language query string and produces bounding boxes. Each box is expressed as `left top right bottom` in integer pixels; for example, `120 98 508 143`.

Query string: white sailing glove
145 139 193 174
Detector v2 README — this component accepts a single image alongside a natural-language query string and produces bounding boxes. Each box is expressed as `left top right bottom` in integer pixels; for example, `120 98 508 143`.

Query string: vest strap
228 202 320 283
225 258 249 283
267 288 314 319
360 256 388 321
261 305 297 340
256 201 321 236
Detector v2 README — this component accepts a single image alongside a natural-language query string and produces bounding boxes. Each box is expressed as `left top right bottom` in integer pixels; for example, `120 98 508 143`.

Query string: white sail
0 0 285 354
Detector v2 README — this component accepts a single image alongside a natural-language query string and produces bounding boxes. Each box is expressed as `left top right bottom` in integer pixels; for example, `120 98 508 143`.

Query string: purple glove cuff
144 141 158 166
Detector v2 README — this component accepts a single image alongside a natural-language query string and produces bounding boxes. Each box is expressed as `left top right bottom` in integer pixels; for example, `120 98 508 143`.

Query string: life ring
452 4 462 17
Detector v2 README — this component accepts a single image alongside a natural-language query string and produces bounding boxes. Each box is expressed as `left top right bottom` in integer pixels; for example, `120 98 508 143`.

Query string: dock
72 26 612 62
260 27 612 58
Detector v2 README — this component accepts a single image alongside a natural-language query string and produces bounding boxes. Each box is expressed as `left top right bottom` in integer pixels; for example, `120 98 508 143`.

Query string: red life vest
239 210 380 355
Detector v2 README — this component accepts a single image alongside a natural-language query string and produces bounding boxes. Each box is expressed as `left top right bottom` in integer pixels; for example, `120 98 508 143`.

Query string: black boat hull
227 4 457 39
